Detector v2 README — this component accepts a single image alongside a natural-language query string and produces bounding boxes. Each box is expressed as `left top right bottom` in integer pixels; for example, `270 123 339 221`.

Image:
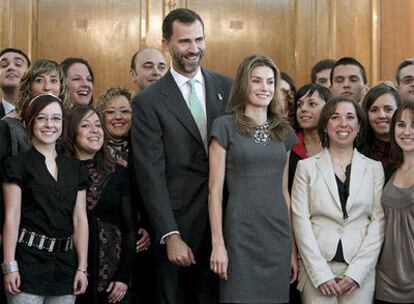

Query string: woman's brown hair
227 54 290 141
389 102 414 169
64 106 115 174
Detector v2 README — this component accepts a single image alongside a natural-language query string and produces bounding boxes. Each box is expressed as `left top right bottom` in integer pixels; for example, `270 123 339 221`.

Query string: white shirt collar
170 66 204 88
2 99 15 114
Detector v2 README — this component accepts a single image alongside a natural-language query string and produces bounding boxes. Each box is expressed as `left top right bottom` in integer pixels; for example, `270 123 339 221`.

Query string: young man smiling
0 48 30 118
330 57 369 104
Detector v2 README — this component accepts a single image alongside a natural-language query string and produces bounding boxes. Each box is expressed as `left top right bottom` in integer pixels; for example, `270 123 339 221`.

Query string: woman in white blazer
291 96 385 304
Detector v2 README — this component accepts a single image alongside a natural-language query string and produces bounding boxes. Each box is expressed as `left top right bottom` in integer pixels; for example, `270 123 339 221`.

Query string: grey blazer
131 68 233 251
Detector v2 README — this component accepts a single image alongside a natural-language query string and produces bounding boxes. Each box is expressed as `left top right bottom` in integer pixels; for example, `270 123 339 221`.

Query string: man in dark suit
0 48 30 118
0 48 29 304
131 8 232 304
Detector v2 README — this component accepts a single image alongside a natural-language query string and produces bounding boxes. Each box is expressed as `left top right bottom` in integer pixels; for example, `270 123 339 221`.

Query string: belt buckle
48 238 56 252
39 235 46 250
64 237 71 252
28 232 36 246
18 228 27 243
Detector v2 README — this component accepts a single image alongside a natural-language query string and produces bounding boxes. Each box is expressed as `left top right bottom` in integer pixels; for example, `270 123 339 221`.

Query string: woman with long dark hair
65 106 136 304
360 83 401 167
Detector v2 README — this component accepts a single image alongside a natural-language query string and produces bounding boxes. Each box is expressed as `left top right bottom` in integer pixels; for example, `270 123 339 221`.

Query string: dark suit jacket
131 68 232 252
0 101 5 119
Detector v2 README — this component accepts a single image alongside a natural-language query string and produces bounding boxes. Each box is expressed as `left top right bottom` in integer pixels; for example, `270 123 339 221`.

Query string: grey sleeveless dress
210 115 298 303
375 172 414 303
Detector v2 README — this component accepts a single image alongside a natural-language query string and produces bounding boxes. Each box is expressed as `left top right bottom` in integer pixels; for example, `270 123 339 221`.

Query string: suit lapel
0 102 5 119
203 70 226 133
160 71 204 147
347 149 366 210
316 149 342 209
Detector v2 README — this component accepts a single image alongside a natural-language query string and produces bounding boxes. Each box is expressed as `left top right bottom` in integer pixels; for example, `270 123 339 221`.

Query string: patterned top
78 159 136 303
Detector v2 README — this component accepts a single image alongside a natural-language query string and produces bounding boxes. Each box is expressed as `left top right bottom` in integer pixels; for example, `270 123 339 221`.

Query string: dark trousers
155 232 218 304
131 247 157 304
289 281 301 303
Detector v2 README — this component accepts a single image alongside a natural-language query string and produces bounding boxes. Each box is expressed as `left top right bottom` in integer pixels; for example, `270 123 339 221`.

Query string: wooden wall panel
314 0 333 61
331 0 373 84
0 0 10 50
380 0 414 83
35 0 142 96
0 0 31 53
292 0 315 85
187 0 291 78
141 0 164 48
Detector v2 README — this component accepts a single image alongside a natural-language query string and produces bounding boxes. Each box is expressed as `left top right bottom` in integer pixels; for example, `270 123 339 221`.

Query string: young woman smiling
2 93 88 304
360 83 401 168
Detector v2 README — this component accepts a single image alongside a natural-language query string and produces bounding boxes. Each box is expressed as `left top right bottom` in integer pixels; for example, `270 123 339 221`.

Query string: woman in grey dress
208 55 298 303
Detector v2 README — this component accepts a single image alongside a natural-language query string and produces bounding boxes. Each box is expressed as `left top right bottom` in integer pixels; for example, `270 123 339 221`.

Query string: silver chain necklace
252 122 270 145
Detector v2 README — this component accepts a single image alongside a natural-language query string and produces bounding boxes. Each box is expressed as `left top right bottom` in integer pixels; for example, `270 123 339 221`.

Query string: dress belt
18 227 74 253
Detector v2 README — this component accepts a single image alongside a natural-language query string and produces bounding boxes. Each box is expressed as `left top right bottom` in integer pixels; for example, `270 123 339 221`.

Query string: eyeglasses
35 115 63 124
399 76 414 85
102 108 132 117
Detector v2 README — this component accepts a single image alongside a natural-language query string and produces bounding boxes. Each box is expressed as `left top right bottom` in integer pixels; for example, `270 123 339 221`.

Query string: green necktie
188 78 207 151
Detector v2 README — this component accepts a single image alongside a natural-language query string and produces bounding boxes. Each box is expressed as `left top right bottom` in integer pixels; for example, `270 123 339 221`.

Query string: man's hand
165 234 196 267
136 228 151 252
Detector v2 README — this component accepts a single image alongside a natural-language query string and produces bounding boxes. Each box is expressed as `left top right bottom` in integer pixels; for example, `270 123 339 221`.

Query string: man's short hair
330 57 367 84
130 48 163 70
395 58 414 85
130 51 139 70
311 59 335 83
162 8 204 41
0 48 31 67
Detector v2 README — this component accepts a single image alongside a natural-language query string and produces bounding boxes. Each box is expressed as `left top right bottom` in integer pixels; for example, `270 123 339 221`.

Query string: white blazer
291 148 384 290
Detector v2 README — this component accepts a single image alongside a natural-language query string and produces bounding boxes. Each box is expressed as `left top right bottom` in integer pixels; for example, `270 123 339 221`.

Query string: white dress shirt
170 66 206 116
2 99 15 115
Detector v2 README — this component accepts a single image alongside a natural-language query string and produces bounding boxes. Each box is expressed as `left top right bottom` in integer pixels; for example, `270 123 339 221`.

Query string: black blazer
131 69 232 251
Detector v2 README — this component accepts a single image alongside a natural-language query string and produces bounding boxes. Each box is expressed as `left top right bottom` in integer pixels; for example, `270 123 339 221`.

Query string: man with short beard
0 48 30 118
131 8 233 304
